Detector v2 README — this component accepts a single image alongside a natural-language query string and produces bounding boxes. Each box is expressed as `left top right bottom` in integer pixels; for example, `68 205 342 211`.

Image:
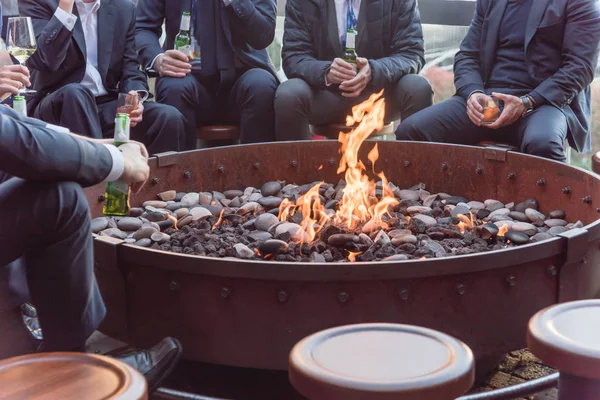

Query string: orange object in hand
482 99 499 124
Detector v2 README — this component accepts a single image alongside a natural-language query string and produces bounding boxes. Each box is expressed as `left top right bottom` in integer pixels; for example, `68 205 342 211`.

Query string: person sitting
395 0 600 162
274 0 433 141
19 0 186 155
0 106 182 393
135 0 279 150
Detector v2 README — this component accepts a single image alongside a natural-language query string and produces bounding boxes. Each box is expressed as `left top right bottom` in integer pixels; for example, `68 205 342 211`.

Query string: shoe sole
148 338 184 394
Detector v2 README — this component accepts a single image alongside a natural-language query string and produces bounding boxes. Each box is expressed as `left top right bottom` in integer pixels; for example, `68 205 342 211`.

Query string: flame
167 214 179 230
348 251 362 262
212 210 225 230
295 183 330 244
278 198 296 222
456 212 478 234
317 165 323 171
419 256 427 260
498 224 509 237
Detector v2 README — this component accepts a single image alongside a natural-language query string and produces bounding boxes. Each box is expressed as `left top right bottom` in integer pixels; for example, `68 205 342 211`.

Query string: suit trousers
395 95 568 162
155 68 278 150
32 83 185 155
274 74 433 141
0 177 105 351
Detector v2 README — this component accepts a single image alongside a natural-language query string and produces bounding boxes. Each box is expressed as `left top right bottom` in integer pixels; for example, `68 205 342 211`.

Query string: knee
61 83 95 102
157 75 198 99
240 69 277 102
156 104 184 124
522 133 566 161
394 115 421 141
274 78 311 111
395 74 433 105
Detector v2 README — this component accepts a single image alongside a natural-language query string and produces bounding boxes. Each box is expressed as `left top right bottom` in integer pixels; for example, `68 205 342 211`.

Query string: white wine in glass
6 17 37 93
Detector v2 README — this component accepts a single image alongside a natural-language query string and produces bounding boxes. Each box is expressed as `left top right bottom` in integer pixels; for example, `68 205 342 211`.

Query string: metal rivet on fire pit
151 177 159 185
98 194 105 203
338 291 349 304
536 178 546 186
398 288 410 301
277 290 289 303
582 256 588 265
547 266 558 277
221 287 232 299
455 284 466 295
505 275 516 287
562 186 572 194
169 280 180 291
582 195 592 204
475 166 483 175
253 162 260 169
290 160 298 167
403 160 411 167
441 162 448 171
328 158 335 166
217 165 225 173
507 172 516 180
183 170 191 179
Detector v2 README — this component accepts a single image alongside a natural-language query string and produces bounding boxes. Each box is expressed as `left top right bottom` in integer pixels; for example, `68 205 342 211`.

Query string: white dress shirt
335 0 361 47
54 0 108 97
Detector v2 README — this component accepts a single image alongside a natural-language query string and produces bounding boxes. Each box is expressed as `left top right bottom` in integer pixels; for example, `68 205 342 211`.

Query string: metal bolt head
253 162 260 169
507 172 516 180
290 160 298 168
151 177 159 185
455 284 466 295
183 170 191 179
562 186 572 194
221 287 232 299
217 166 225 173
536 178 546 186
547 266 557 277
475 166 483 174
403 160 411 167
582 256 588 265
338 291 349 304
169 280 179 291
582 195 592 204
505 275 516 287
398 288 410 301
98 194 106 203
328 158 335 166
441 162 448 171
277 290 289 303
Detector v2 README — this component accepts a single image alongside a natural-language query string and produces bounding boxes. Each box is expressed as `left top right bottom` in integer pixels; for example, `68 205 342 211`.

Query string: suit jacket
20 0 148 109
135 0 278 78
454 0 600 153
282 0 425 90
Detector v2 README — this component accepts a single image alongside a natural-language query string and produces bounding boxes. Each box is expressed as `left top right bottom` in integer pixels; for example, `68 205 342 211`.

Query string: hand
156 50 192 78
466 92 488 126
128 90 144 128
0 64 30 98
326 58 357 85
339 58 372 98
485 92 526 129
58 0 75 13
119 142 150 194
92 138 149 159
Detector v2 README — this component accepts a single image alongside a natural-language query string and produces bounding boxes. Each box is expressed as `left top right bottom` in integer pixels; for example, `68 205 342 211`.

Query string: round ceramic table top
289 323 474 400
528 299 600 379
0 352 147 400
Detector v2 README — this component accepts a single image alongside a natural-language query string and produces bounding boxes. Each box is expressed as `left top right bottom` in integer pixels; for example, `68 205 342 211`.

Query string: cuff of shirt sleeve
460 84 485 101
528 91 546 107
54 7 77 31
148 53 163 74
45 123 71 134
102 144 125 183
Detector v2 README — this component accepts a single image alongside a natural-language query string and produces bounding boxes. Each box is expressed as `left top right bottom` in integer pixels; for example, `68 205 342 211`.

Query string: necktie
344 0 357 47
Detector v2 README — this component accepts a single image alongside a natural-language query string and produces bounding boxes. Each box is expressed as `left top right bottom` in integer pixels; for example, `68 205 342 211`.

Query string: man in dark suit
20 0 185 155
0 106 182 392
396 0 600 162
135 0 279 150
275 0 433 140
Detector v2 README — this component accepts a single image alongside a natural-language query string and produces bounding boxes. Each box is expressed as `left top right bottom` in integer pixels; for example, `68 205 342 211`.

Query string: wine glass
6 17 37 94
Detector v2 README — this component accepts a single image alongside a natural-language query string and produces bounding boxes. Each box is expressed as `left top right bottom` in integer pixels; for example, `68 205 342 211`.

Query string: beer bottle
174 12 192 57
344 29 358 71
103 113 131 217
13 95 27 117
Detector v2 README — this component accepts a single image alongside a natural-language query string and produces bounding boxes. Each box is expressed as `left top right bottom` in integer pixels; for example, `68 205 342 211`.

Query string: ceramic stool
289 323 475 400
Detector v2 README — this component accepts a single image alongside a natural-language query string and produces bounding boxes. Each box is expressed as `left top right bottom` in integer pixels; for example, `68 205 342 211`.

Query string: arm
135 0 166 72
226 0 276 50
531 0 600 108
119 5 149 94
19 0 76 73
453 0 486 101
281 0 332 89
368 0 425 89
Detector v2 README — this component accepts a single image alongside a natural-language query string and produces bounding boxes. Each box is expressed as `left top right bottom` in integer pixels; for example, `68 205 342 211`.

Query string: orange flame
317 165 323 171
168 214 179 230
456 213 478 234
212 210 225 230
497 224 509 237
419 256 427 260
278 198 296 222
348 251 362 262
295 183 330 244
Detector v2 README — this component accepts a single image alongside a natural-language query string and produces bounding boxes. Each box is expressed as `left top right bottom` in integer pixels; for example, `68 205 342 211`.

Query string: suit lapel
97 0 116 80
525 0 550 49
482 0 508 81
355 0 368 54
72 6 87 58
326 0 343 57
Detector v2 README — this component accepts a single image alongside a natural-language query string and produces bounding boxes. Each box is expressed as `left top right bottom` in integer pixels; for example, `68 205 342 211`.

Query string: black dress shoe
113 337 183 393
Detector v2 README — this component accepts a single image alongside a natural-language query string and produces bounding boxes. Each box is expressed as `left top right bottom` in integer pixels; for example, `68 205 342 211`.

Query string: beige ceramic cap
0 352 147 400
528 299 600 380
289 323 475 400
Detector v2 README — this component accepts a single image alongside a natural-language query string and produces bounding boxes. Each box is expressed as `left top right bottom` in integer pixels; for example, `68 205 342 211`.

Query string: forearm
135 0 166 70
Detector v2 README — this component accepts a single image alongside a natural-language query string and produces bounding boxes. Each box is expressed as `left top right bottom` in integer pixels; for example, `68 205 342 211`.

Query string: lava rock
525 208 546 222
310 253 326 263
484 199 504 212
451 204 470 219
177 214 194 229
328 234 360 246
375 230 391 245
445 196 468 206
174 208 190 219
224 190 244 199
383 254 408 261
133 226 158 240
544 219 568 228
548 210 566 219
129 208 144 218
181 193 200 207
157 190 176 202
392 235 417 245
258 196 283 209
409 217 428 234
512 222 537 236
488 208 510 219
531 232 553 242
476 209 492 220
248 231 272 241
99 228 127 240
276 223 306 242
508 211 529 222
261 181 282 197
133 238 152 247
143 200 168 209
255 213 280 232
91 217 109 233
117 217 143 232
505 230 529 245
548 226 569 237
398 190 420 201
515 199 539 213
234 243 255 259
407 206 432 214
413 214 437 228
258 239 288 255
151 232 170 244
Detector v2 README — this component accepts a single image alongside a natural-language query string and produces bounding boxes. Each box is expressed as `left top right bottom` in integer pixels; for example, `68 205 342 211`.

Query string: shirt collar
75 0 101 13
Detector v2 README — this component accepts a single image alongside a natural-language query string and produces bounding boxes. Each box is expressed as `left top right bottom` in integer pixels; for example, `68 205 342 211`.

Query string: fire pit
85 95 600 376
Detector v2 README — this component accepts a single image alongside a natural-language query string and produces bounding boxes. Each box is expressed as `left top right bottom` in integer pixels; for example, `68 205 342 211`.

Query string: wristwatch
520 95 535 117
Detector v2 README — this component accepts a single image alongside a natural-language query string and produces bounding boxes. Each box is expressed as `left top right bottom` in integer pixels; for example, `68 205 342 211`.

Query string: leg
33 83 102 139
386 74 434 121
156 74 214 150
228 68 278 143
0 178 104 351
395 96 495 144
515 105 568 162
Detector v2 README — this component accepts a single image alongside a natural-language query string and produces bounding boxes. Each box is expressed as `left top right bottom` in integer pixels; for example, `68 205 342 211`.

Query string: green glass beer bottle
344 29 358 71
13 95 27 117
174 12 192 57
103 114 131 217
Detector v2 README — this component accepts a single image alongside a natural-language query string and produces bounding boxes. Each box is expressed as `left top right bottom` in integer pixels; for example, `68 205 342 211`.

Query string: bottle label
346 31 356 49
114 115 130 144
180 14 191 31
111 180 129 195
13 99 27 117
175 44 191 57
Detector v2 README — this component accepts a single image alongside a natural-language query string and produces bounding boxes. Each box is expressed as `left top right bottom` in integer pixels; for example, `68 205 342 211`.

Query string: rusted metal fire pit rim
96 224 596 281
